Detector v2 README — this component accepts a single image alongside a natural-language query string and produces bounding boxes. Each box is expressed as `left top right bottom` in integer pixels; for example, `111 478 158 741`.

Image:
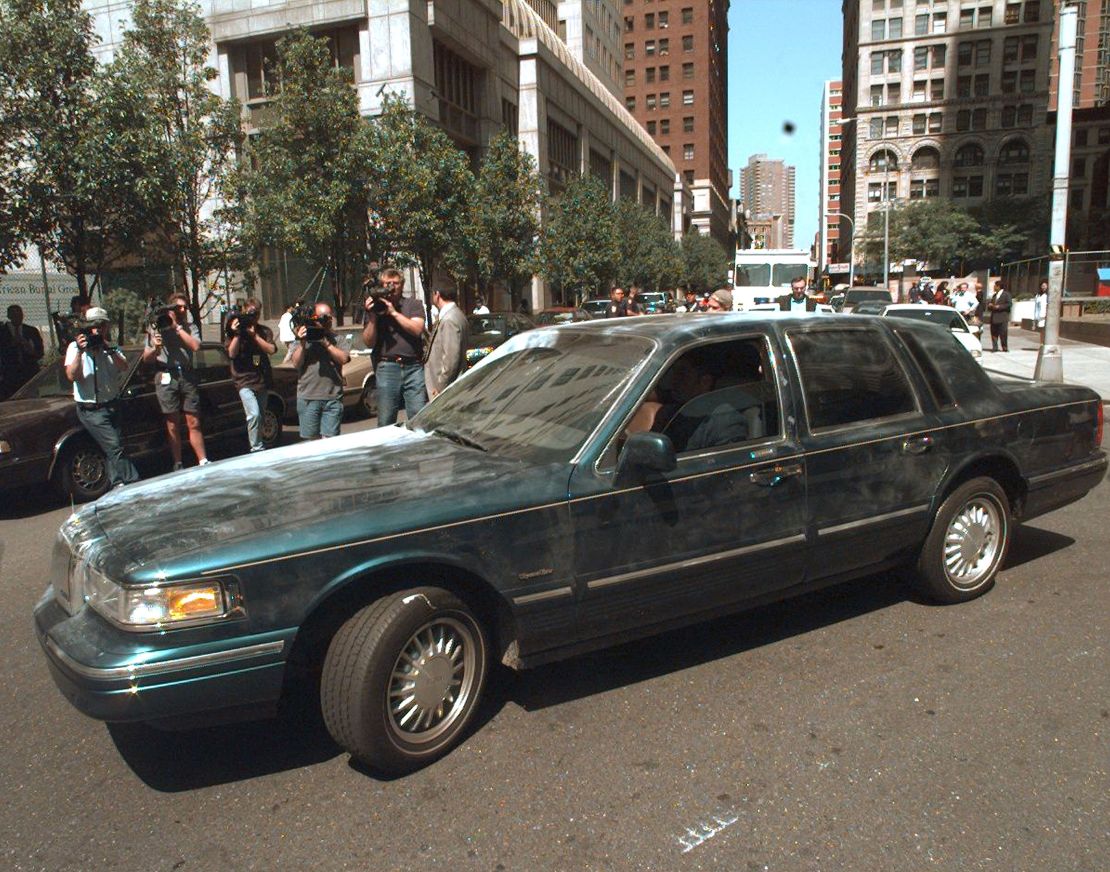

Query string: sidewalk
977 326 1110 401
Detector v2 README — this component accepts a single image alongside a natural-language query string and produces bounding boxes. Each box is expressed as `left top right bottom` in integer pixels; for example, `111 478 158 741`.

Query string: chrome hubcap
72 449 106 491
943 496 1003 589
387 617 476 745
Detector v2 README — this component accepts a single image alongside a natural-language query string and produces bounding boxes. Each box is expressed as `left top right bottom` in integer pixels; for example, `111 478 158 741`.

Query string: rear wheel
260 399 283 448
321 587 488 773
359 379 378 419
914 477 1010 603
53 441 110 502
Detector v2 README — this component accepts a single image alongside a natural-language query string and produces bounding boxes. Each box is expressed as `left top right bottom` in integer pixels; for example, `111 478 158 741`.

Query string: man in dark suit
776 277 818 312
985 280 1012 352
1 305 45 398
424 287 469 399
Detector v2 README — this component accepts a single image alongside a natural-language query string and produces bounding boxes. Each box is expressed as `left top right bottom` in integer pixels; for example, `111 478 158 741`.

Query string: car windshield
410 330 654 464
535 310 583 326
772 264 809 287
887 308 967 331
735 264 771 287
640 293 666 304
848 290 892 302
11 350 142 399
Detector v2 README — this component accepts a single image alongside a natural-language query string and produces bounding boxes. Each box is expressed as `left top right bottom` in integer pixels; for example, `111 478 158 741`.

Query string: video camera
291 302 330 342
366 286 391 316
76 327 105 351
222 304 258 338
145 299 176 335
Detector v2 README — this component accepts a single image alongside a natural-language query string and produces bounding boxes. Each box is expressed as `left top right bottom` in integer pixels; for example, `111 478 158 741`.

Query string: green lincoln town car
35 314 1106 773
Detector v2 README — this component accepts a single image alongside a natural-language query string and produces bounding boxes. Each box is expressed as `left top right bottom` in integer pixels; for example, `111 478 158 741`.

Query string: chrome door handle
750 463 803 487
902 435 933 455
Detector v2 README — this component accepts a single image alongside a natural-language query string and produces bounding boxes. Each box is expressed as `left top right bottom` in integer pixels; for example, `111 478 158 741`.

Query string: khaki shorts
155 371 201 415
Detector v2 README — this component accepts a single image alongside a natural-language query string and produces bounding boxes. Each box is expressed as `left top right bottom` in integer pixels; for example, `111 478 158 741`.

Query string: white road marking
677 812 739 854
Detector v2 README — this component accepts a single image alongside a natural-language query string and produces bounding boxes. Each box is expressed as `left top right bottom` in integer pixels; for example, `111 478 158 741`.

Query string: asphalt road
1 431 1107 871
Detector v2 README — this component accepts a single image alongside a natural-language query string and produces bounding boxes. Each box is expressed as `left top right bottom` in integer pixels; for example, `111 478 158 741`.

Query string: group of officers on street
59 267 471 496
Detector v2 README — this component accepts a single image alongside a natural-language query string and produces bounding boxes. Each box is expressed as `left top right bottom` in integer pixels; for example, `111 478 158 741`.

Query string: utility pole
829 212 856 288
1035 5 1077 383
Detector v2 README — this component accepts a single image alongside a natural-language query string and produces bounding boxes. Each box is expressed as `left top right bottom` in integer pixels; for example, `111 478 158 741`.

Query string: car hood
0 397 74 448
0 396 71 427
87 425 568 581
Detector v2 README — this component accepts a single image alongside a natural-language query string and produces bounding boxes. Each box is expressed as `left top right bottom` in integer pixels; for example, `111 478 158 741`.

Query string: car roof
883 304 963 313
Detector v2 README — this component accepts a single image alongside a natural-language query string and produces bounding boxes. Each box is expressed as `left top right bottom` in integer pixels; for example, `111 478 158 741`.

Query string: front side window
788 328 917 430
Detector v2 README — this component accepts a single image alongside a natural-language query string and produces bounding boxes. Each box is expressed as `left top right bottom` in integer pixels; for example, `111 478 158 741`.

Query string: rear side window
788 327 918 429
893 327 956 408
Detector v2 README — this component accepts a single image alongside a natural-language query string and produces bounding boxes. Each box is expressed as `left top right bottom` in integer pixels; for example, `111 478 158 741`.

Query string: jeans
76 402 140 486
375 360 426 426
297 397 343 439
238 387 268 450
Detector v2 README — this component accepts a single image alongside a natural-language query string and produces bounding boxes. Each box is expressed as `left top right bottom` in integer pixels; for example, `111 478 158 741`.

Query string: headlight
84 566 238 630
0 439 11 454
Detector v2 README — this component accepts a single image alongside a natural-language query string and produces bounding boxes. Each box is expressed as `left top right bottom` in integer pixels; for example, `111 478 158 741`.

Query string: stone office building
83 0 679 311
841 0 1056 269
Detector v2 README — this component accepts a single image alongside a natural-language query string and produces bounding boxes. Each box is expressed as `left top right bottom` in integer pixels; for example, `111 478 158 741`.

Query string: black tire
53 440 111 502
321 587 489 773
359 379 378 419
914 476 1011 604
260 399 283 449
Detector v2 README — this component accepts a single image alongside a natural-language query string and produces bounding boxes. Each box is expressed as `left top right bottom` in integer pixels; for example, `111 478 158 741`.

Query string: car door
192 344 243 438
568 334 808 644
117 354 168 458
784 323 948 582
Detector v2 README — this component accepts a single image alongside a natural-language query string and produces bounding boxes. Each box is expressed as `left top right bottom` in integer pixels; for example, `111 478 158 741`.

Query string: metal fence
1001 249 1110 299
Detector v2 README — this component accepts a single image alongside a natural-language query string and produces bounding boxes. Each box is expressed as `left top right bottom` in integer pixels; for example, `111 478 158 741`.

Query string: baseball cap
81 306 110 325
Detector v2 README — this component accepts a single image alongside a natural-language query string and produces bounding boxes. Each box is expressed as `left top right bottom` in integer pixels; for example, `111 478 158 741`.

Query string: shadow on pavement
1001 524 1075 569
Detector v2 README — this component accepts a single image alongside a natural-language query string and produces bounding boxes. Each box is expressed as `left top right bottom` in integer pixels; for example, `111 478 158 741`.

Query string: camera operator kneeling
225 297 276 452
63 307 139 490
289 302 350 440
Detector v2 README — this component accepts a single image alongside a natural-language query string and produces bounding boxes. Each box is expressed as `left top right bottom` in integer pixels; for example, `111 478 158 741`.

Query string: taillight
1097 402 1104 447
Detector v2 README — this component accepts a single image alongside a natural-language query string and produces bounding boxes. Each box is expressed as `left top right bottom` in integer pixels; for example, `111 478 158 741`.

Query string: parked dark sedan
464 311 535 367
2 343 296 501
34 315 1106 774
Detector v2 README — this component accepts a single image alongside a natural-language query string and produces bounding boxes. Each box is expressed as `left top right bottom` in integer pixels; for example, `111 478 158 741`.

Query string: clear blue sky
727 0 845 250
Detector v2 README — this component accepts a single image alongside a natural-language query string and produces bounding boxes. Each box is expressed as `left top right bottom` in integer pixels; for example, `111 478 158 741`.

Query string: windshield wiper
433 427 488 452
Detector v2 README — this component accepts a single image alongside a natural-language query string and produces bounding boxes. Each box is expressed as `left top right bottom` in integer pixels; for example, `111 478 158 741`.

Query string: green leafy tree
244 29 370 323
112 0 245 329
680 232 730 294
366 96 474 312
539 175 620 304
615 200 683 292
459 131 544 312
0 0 148 295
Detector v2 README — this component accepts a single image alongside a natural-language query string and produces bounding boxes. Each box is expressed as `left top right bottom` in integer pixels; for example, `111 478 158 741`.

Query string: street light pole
1035 5 1077 383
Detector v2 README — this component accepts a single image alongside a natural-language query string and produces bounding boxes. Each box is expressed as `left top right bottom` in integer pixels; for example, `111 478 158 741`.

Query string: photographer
289 301 349 439
360 268 426 426
225 297 276 452
63 306 139 490
141 292 209 470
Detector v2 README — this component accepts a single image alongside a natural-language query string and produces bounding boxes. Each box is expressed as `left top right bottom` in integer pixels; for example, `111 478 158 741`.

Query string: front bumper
34 591 293 724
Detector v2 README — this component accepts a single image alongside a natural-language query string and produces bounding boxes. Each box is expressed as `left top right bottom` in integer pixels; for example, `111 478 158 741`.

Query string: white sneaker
198 458 211 466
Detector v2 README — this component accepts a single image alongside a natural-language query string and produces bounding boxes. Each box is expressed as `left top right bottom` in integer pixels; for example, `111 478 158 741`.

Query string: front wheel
321 587 489 774
914 477 1011 603
260 399 283 449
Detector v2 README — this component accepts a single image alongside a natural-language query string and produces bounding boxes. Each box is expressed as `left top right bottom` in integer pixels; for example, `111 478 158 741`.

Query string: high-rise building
841 0 1056 271
557 0 625 98
818 80 846 271
1047 1 1110 249
738 154 796 249
621 0 732 246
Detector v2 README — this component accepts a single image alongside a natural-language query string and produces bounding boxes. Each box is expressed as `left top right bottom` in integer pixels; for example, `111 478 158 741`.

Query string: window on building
1097 128 1109 145
999 138 1030 164
913 113 927 134
1069 187 1083 210
929 112 942 132
1005 3 1020 24
625 69 636 86
1075 128 1088 147
683 143 694 160
931 79 944 100
645 12 654 29
660 118 670 134
933 10 946 32
1002 70 1017 93
914 46 928 70
683 116 694 133
972 108 987 130
958 75 972 97
682 7 693 25
626 95 636 110
646 120 656 135
910 178 940 198
660 65 670 81
682 62 693 79
645 67 655 83
932 45 946 67
871 84 885 107
888 82 900 103
1024 1 1039 23
872 19 887 40
953 175 984 197
978 6 992 27
956 110 971 131
915 13 929 35
960 8 975 29
889 17 903 37
660 92 670 108
955 143 985 166
625 16 634 32
1019 69 1035 93
996 172 1029 196
547 119 579 189
1072 156 1087 178
684 169 694 185
912 146 940 170
874 51 888 75
913 80 927 102
682 34 693 52
869 149 898 172
1021 35 1037 61
975 73 990 96
1004 36 1019 63
1017 104 1033 125
624 43 635 60
659 11 668 28
889 49 902 72
659 38 669 54
886 115 898 134
1001 105 1017 127
870 117 884 138
646 94 656 110
976 40 991 66
683 89 694 105
645 40 655 55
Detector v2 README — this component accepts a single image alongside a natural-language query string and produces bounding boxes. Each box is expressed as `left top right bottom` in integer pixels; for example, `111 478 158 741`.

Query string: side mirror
615 432 676 486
